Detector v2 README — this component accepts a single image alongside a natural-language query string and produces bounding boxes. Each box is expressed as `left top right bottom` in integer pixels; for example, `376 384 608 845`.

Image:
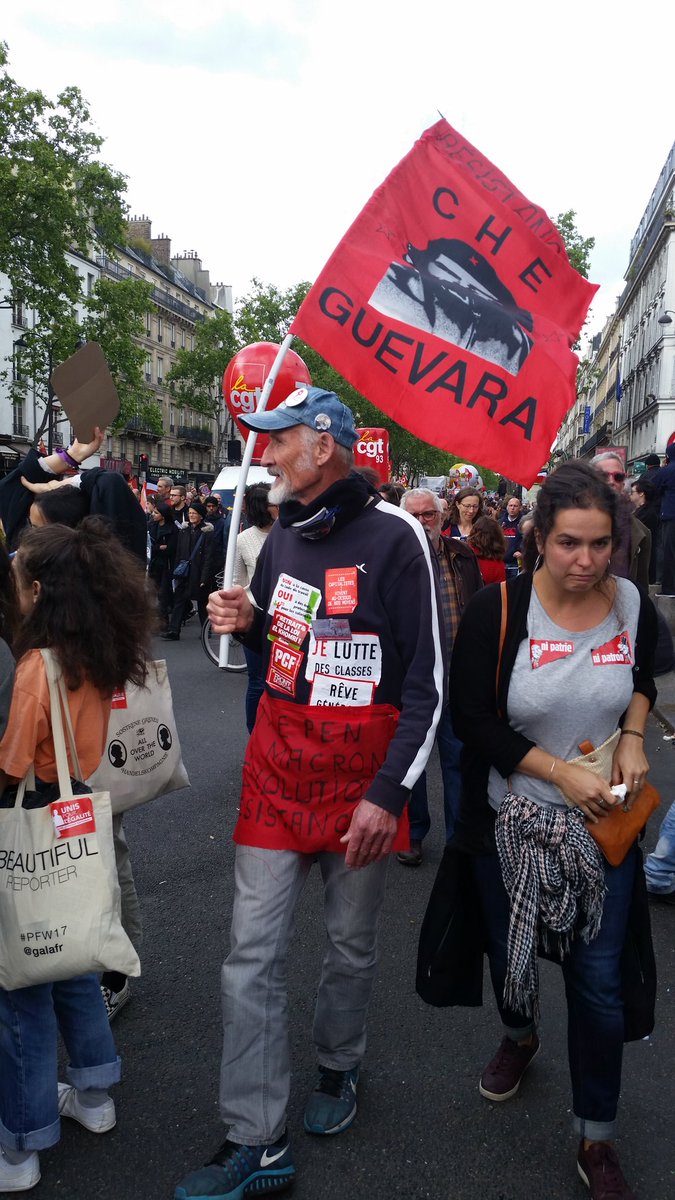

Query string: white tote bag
0 650 140 989
86 659 189 815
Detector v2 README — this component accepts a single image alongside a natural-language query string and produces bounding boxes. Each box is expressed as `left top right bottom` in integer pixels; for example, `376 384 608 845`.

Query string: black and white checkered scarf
495 793 606 1020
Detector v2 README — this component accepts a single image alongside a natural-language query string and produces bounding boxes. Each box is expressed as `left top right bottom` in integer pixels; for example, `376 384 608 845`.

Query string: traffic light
138 453 149 482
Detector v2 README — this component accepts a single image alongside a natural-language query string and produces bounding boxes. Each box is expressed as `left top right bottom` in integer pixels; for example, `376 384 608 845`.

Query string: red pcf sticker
111 689 127 710
50 796 96 839
530 638 575 669
266 642 304 697
325 568 358 615
591 631 633 667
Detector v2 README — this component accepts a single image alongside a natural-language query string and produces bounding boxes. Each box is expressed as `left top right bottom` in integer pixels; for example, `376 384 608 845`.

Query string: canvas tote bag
0 649 140 989
86 659 189 814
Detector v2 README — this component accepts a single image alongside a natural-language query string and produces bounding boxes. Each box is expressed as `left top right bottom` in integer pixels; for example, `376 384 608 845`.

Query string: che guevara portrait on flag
370 237 534 377
291 119 598 485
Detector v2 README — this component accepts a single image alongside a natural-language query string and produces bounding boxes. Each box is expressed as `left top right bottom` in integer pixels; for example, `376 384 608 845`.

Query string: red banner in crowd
291 119 597 486
354 427 389 483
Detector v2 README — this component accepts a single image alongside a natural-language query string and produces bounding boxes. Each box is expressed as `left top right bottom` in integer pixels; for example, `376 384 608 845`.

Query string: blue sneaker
303 1066 359 1135
174 1134 295 1199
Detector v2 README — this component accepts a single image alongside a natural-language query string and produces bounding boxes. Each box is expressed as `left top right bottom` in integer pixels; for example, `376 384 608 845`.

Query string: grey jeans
219 846 389 1145
112 813 143 950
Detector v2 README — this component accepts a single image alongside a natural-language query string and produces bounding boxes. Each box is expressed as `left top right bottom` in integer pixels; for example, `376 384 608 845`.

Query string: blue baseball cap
239 386 359 450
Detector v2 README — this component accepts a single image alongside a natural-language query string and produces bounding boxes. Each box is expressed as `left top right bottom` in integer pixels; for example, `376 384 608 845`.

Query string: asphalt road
39 620 675 1200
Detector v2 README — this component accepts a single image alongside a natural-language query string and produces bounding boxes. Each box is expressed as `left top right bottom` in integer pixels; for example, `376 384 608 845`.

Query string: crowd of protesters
0 413 673 1200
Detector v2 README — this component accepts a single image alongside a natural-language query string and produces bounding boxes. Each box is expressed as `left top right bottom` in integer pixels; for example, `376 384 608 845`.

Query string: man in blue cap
175 386 445 1200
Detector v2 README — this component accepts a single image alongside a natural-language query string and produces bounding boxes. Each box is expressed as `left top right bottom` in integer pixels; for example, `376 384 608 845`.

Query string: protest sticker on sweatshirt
266 642 304 698
325 567 358 614
268 573 321 625
305 632 382 686
267 608 310 651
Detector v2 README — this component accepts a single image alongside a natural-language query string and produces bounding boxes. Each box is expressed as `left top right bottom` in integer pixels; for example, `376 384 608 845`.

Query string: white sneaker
0 1148 40 1192
57 1084 116 1133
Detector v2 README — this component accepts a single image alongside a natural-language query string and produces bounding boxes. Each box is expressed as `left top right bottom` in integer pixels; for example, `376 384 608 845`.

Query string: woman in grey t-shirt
449 460 657 1200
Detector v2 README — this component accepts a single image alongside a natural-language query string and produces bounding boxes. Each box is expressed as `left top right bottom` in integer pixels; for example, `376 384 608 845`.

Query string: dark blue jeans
243 648 264 735
408 706 461 843
472 845 637 1140
0 973 120 1150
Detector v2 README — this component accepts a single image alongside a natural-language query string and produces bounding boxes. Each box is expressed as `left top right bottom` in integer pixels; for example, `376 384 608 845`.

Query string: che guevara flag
291 119 597 486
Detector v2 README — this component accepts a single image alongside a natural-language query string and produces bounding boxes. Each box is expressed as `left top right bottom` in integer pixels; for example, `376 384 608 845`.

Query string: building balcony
125 415 163 441
96 257 205 324
12 421 29 439
177 425 213 446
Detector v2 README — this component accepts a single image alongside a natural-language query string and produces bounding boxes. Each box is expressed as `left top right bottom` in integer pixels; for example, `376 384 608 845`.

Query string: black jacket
148 520 177 577
0 449 147 562
418 571 658 1038
449 571 657 855
174 521 222 599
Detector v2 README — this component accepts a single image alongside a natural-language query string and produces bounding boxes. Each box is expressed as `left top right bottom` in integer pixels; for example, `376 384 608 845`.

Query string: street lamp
658 309 675 326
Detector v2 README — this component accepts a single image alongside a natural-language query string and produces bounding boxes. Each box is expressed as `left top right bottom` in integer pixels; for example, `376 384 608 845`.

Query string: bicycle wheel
200 621 248 672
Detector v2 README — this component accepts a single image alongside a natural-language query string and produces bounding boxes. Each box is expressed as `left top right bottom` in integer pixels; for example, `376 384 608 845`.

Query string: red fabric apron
235 692 409 853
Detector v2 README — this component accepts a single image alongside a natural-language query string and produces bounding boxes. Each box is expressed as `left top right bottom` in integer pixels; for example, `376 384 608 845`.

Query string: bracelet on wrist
55 447 79 470
620 729 644 740
549 758 557 778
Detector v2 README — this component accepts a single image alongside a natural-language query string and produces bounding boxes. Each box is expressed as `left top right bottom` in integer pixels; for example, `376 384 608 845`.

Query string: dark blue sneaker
303 1066 359 1135
174 1133 295 1199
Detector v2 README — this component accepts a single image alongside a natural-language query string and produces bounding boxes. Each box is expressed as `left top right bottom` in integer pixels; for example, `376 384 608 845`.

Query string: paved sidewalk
653 669 675 735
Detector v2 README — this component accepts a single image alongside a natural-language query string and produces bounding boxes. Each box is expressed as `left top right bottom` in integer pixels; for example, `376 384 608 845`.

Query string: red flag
291 119 597 486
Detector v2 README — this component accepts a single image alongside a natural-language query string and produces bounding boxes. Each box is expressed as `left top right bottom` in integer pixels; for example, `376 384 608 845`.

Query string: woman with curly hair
447 487 483 540
0 518 154 1193
467 515 507 585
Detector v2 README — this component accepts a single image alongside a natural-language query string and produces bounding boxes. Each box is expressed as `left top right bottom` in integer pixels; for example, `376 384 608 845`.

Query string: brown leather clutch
570 736 660 866
586 781 660 867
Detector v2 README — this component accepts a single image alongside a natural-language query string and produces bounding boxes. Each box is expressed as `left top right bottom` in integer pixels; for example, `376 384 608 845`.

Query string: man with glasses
592 452 650 588
169 483 189 529
397 488 483 864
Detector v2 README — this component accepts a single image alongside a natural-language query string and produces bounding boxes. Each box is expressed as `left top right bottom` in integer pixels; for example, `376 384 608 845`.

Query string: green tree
166 308 237 416
235 278 309 346
0 43 155 440
554 210 595 280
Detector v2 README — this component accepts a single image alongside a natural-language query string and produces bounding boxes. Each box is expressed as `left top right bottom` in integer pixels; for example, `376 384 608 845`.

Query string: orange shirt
0 650 111 783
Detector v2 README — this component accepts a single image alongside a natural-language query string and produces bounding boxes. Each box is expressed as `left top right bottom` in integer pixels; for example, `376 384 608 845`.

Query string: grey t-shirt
488 577 640 811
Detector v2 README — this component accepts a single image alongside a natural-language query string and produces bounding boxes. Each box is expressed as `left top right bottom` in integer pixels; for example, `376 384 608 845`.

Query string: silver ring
599 798 606 807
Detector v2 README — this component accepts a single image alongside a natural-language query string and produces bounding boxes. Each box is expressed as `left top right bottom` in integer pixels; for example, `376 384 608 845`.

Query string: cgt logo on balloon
223 342 311 464
354 428 389 484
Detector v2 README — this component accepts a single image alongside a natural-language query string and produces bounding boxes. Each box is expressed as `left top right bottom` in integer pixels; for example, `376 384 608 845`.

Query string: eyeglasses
604 472 626 483
459 502 480 511
413 510 439 521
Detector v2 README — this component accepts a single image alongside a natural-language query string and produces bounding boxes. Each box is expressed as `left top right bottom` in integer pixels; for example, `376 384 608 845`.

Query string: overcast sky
4 0 674 351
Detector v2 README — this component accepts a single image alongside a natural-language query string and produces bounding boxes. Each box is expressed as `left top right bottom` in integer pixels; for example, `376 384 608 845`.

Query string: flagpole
218 332 295 668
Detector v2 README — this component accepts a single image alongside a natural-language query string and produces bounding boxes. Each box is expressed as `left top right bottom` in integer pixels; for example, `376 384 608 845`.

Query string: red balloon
223 342 312 463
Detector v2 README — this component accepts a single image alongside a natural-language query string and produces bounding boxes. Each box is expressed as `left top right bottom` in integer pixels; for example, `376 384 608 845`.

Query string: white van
210 464 273 512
